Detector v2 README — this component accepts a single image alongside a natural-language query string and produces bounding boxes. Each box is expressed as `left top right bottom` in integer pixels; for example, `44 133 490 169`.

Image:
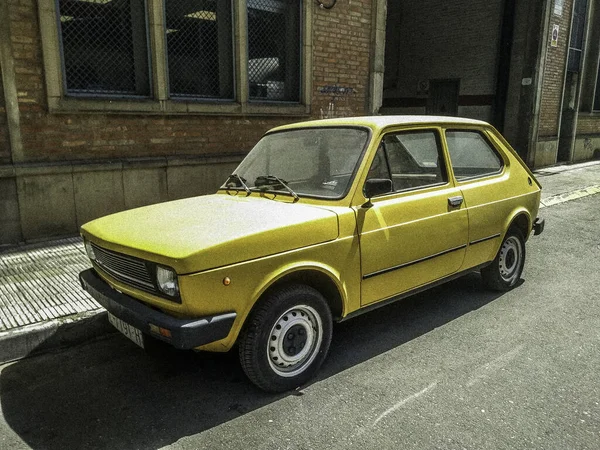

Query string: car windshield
223 127 370 199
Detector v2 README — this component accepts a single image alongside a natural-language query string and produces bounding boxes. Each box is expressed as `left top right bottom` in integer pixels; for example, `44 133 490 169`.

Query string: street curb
0 309 116 365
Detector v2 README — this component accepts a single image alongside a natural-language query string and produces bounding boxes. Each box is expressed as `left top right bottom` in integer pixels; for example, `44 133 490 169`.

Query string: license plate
108 313 145 349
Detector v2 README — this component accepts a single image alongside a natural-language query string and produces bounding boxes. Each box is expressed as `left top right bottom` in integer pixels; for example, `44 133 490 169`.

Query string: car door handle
448 196 463 207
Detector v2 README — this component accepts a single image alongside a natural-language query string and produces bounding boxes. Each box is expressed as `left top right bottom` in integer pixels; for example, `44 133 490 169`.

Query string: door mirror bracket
363 178 392 206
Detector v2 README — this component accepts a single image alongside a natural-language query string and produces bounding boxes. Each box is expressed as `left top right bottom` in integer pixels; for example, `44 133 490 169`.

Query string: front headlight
84 240 96 261
156 266 179 297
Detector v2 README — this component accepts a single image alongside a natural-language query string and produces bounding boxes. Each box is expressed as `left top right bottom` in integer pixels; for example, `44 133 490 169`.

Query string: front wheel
238 284 332 392
481 227 526 291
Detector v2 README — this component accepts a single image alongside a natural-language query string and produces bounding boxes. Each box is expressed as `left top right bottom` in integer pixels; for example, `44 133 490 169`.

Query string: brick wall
576 115 600 135
538 0 574 137
0 0 375 243
4 0 374 165
312 0 372 118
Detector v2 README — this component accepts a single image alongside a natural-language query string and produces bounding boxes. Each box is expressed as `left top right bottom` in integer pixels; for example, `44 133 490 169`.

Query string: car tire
481 227 526 291
238 284 333 393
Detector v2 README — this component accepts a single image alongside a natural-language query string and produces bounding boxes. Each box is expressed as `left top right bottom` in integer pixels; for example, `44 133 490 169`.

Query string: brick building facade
1 0 599 245
0 0 382 245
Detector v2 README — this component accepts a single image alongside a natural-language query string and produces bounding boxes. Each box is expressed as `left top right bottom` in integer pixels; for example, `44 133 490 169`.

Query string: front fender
251 261 348 315
178 236 360 352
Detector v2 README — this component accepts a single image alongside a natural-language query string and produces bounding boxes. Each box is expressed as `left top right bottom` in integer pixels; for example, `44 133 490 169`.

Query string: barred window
165 0 234 99
247 0 301 102
567 0 588 73
57 0 151 97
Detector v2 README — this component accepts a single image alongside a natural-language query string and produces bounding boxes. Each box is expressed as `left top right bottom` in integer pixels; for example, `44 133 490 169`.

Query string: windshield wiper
254 175 299 202
224 174 251 196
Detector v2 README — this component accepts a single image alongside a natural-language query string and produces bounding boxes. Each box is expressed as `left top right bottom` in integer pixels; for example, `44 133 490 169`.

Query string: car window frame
364 127 450 198
444 128 506 183
225 125 373 201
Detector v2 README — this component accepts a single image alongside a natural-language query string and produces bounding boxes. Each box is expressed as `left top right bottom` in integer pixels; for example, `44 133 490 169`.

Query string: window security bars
57 0 151 97
56 0 303 103
247 0 300 102
165 0 234 99
567 0 588 73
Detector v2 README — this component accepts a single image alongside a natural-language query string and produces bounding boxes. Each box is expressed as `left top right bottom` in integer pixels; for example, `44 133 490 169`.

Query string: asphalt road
1 194 599 450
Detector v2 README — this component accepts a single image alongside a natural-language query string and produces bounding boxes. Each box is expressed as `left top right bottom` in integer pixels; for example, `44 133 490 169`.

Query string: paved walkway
0 160 599 361
0 238 95 332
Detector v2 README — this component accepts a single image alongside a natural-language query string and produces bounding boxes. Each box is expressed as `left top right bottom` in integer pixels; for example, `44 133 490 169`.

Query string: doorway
426 79 460 116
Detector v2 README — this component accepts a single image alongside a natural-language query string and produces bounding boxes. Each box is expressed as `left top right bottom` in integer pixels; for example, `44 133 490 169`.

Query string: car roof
269 115 490 133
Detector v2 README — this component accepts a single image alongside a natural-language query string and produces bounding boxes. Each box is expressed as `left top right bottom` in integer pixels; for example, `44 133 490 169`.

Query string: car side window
366 145 391 181
445 130 503 181
383 130 447 191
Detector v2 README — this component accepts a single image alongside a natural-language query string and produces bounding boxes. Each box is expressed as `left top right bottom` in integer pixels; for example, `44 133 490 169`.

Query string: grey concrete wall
0 173 22 245
573 136 600 162
0 156 241 245
535 139 559 167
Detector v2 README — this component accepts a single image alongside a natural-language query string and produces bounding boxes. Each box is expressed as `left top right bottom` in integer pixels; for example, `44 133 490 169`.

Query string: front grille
92 244 155 292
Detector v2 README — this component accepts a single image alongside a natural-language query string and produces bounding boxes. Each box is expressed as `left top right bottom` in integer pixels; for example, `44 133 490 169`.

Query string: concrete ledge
0 154 245 244
0 166 16 178
0 310 115 364
0 153 247 179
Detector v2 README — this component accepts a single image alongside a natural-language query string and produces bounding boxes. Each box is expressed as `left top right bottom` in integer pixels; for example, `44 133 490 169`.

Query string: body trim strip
363 244 468 280
343 263 490 322
469 233 501 246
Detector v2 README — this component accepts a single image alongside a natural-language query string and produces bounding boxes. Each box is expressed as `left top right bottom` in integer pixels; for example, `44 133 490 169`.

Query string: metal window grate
57 0 150 97
568 0 588 73
247 0 300 102
165 0 234 99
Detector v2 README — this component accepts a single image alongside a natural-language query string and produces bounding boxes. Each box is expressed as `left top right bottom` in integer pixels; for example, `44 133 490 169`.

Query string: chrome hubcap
498 236 522 284
268 305 323 377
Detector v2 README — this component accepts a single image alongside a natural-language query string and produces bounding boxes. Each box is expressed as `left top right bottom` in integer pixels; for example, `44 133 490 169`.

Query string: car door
357 128 469 306
443 128 509 269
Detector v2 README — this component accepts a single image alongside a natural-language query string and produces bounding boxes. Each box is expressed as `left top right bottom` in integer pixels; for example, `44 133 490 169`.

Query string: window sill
577 111 600 118
48 96 311 117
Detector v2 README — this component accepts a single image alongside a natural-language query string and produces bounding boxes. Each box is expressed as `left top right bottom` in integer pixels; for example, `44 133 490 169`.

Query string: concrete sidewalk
1 160 599 363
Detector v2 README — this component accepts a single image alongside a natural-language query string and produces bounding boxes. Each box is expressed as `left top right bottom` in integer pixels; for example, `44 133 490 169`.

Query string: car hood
81 194 339 274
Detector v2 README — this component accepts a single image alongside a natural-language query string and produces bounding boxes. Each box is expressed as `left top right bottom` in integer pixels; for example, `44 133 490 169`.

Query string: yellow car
79 116 544 392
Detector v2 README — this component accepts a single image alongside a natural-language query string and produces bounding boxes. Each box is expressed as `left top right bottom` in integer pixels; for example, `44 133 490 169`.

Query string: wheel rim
267 305 323 378
498 235 523 284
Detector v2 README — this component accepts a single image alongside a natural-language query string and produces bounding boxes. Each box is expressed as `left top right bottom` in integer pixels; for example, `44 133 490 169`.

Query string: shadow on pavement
1 272 506 450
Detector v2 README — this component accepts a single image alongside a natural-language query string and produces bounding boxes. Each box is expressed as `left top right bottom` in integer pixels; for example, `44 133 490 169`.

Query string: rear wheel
238 284 332 392
481 227 526 291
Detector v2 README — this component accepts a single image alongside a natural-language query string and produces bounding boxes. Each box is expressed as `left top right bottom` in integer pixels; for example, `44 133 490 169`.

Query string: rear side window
445 131 503 181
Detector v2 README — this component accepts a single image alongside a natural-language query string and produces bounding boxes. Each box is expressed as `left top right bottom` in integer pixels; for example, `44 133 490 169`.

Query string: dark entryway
426 79 460 116
381 0 515 131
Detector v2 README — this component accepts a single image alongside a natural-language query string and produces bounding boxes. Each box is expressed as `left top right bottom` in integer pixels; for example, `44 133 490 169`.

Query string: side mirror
363 178 392 199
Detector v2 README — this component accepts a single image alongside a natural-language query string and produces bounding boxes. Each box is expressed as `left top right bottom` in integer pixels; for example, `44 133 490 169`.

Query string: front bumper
533 217 545 236
80 269 236 350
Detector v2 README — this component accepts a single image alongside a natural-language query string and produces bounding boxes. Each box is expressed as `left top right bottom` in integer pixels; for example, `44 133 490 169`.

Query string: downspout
0 0 24 164
368 0 387 115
